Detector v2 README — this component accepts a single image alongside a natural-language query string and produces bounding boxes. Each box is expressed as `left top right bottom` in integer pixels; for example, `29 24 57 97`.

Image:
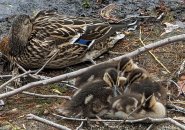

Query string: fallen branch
6 86 71 100
27 114 71 130
0 34 185 99
53 114 185 130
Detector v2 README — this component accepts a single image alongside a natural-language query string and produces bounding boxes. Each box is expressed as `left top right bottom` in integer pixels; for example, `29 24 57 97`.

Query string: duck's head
9 14 33 56
103 68 120 96
118 57 138 76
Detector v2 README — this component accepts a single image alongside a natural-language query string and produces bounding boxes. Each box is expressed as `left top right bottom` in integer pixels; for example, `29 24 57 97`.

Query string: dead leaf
161 21 185 36
100 4 120 22
177 74 185 95
52 89 63 94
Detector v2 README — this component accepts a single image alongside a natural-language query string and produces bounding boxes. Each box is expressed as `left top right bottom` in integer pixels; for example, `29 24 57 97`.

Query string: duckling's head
103 68 118 87
125 68 149 86
112 94 144 114
103 68 119 96
9 15 33 56
118 57 138 76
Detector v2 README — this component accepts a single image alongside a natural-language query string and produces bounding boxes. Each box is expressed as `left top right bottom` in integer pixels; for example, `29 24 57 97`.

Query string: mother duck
0 10 126 69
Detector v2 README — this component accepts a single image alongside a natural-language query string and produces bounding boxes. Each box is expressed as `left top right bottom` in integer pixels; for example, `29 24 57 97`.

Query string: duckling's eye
130 107 136 112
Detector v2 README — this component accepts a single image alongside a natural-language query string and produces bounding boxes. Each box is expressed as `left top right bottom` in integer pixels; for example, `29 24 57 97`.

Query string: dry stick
177 59 185 75
96 115 113 128
139 26 170 73
53 114 185 130
27 114 71 130
17 62 77 89
169 79 183 95
0 75 12 79
146 124 154 130
167 104 185 114
0 70 32 90
0 34 185 99
6 86 71 100
75 121 84 130
35 49 59 75
15 63 40 80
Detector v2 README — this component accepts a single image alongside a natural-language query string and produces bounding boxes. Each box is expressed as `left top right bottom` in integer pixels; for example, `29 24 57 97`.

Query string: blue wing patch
74 39 92 46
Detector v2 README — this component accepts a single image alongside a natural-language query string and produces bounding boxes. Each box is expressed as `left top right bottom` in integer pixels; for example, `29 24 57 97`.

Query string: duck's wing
31 10 125 48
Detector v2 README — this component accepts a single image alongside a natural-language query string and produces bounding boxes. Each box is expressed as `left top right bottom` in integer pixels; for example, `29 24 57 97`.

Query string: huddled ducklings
60 57 167 120
75 57 138 87
63 68 119 117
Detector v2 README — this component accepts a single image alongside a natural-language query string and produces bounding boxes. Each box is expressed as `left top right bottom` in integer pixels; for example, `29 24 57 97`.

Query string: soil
0 0 185 130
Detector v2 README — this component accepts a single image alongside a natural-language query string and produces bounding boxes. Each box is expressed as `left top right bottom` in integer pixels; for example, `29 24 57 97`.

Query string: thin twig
63 84 78 90
139 26 170 73
6 86 71 100
0 75 12 79
166 104 185 114
146 124 154 130
27 114 71 130
169 80 183 95
15 63 40 79
0 34 185 99
53 114 185 130
16 55 76 86
0 70 31 90
177 59 185 75
96 115 113 128
76 121 84 130
35 49 59 75
61 81 78 90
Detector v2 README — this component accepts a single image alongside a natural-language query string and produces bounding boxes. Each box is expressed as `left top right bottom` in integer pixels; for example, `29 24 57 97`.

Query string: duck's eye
23 19 30 25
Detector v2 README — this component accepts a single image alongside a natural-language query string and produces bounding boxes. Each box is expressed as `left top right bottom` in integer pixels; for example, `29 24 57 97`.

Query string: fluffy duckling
63 68 119 117
127 79 167 105
122 68 167 104
75 57 138 87
106 93 166 119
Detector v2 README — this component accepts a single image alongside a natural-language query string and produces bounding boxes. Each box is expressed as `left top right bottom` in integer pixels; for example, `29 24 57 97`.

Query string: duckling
122 68 167 104
63 68 119 117
140 94 166 118
75 57 138 87
106 93 166 119
128 79 167 105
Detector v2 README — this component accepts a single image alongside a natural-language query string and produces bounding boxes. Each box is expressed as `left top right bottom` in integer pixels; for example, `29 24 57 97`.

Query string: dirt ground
0 0 185 130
